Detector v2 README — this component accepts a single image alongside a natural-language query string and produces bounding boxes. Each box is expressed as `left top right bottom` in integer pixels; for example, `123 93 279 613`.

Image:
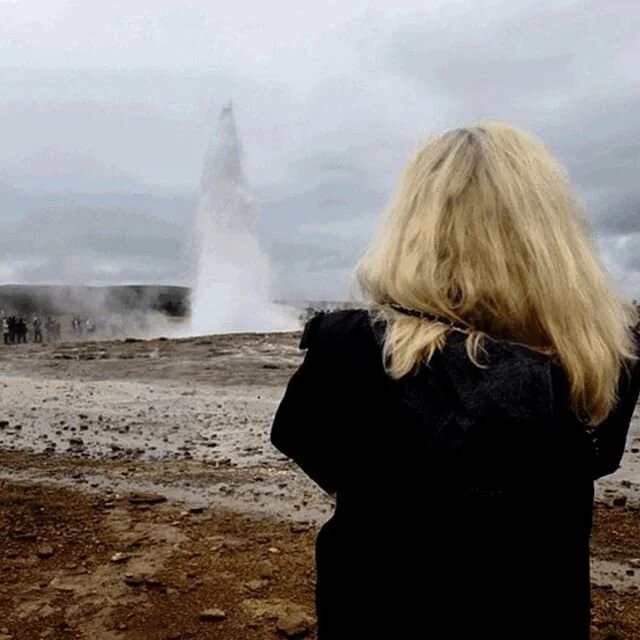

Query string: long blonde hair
354 122 637 426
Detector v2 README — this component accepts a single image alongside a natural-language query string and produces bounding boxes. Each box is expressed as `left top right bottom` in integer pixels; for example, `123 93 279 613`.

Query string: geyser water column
189 102 297 334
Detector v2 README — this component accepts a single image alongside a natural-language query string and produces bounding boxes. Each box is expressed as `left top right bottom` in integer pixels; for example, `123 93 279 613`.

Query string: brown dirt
0 480 317 640
591 504 640 638
592 503 640 562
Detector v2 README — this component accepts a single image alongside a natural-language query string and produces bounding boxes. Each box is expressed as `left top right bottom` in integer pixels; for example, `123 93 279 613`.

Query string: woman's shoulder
300 308 381 354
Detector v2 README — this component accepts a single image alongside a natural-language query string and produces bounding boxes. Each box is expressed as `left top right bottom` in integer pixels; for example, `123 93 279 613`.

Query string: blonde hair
354 122 638 426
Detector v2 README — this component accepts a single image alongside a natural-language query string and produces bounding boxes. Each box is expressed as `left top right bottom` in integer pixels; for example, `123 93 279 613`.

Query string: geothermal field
0 331 639 640
0 330 331 640
1 106 639 640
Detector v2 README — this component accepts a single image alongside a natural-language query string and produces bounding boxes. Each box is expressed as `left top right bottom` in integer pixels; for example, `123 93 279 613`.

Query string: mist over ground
0 285 188 318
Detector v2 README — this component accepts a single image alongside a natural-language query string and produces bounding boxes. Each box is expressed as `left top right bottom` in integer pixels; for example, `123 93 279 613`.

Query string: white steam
189 103 298 334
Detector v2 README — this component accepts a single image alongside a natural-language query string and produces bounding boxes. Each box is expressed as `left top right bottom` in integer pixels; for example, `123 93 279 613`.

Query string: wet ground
0 334 334 526
0 333 639 639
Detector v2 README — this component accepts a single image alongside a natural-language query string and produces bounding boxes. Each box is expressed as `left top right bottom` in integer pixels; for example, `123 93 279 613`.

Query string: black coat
271 310 640 640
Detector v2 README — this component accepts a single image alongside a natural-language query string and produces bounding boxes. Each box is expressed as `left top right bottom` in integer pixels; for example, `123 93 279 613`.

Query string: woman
271 123 640 639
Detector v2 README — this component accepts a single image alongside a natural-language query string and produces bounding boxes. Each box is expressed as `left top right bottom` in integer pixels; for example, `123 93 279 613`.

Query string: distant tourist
45 316 56 343
271 123 640 639
7 316 16 343
33 316 43 343
71 316 82 336
2 317 8 345
15 318 28 343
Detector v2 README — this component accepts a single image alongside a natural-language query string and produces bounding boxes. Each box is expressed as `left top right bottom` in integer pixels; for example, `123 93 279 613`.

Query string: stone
10 530 37 542
48 576 82 592
612 495 628 508
275 613 311 638
290 523 311 534
37 546 55 560
145 579 168 593
110 552 130 564
223 538 246 551
245 579 267 592
129 493 167 505
124 574 146 587
257 560 277 579
629 559 640 569
200 609 227 622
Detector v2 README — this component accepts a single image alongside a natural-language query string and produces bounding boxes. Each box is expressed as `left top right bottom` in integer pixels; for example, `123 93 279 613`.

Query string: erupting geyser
189 103 297 334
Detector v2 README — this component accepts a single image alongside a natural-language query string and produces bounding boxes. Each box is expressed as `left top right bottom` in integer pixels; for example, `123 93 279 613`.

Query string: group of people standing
2 316 29 344
1 312 132 346
1 314 61 345
71 315 97 337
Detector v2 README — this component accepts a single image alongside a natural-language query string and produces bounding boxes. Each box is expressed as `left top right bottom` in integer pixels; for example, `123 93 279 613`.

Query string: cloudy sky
1 0 639 300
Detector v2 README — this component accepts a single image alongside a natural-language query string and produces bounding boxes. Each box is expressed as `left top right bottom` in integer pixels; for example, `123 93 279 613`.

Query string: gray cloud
0 0 638 297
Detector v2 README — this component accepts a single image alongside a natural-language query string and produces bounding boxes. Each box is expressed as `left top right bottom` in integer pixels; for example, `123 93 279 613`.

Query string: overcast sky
1 0 639 299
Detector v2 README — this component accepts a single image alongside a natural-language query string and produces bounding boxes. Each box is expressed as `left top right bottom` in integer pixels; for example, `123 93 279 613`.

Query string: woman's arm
270 335 343 494
591 331 640 479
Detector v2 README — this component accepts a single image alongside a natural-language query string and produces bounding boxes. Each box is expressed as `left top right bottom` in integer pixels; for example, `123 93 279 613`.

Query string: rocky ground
0 334 639 639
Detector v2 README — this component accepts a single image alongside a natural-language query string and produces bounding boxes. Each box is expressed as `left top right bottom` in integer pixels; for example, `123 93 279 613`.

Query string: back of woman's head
354 122 638 425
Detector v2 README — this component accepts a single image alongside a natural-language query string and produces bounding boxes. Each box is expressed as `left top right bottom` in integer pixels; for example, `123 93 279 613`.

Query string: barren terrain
0 333 639 639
